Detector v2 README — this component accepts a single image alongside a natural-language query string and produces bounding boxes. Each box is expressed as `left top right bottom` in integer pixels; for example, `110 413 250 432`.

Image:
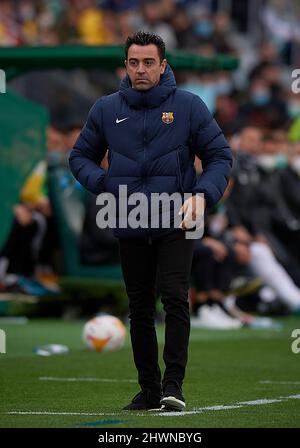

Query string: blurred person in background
276 141 300 265
0 161 53 294
71 0 114 45
136 0 178 49
0 119 83 296
262 0 300 66
213 93 239 137
169 5 199 51
238 76 288 131
286 91 300 124
191 228 245 329
211 11 236 55
191 154 300 321
179 71 218 113
99 0 139 43
226 126 300 312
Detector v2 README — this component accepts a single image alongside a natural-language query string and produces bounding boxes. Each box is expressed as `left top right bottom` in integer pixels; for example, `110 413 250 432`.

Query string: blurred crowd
1 0 300 325
0 0 237 48
0 0 298 55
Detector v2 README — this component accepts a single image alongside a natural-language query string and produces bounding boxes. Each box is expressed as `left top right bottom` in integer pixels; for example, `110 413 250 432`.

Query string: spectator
136 0 178 50
0 158 58 295
169 6 199 51
99 0 139 42
238 76 288 130
75 0 114 45
228 127 300 288
0 119 83 295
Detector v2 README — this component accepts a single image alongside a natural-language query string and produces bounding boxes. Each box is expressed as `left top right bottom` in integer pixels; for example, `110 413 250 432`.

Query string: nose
137 62 146 74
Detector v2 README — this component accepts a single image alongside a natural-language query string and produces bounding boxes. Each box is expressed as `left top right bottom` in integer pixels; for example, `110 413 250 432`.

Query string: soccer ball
82 315 126 352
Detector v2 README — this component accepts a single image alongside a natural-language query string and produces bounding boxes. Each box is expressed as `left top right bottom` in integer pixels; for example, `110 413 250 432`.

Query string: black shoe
160 381 186 411
123 389 161 411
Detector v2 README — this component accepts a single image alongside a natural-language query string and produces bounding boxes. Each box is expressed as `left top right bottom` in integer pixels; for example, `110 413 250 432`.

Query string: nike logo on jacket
116 117 129 123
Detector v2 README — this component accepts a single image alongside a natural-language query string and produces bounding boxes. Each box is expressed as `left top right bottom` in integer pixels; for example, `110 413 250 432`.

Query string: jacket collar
119 64 176 109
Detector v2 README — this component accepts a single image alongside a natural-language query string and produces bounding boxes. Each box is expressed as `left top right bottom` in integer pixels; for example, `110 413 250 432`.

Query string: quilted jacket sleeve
190 95 233 207
69 98 107 195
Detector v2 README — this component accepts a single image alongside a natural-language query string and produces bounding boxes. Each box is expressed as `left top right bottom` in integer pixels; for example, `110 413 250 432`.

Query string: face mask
256 155 276 171
217 79 233 95
181 82 217 113
287 102 300 119
195 20 213 38
291 156 300 173
275 153 288 169
251 91 271 107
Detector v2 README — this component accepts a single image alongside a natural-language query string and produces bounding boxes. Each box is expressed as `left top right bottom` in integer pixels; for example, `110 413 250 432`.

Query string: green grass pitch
1 317 300 428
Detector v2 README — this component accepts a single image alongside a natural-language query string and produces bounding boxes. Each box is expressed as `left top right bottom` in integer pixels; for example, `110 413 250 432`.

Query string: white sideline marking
6 411 118 416
155 393 300 417
4 394 300 418
260 380 300 385
237 398 282 405
39 376 136 383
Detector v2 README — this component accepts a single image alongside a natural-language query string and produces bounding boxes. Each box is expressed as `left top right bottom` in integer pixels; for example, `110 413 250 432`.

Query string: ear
160 59 167 75
124 59 127 68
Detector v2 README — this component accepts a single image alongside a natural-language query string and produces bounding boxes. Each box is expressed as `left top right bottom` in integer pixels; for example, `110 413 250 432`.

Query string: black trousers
119 230 194 393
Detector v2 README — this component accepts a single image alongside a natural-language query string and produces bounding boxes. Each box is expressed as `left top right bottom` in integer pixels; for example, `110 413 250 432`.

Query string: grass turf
0 317 300 428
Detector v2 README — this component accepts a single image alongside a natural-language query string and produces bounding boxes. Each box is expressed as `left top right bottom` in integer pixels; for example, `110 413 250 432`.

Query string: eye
145 60 154 66
129 60 138 67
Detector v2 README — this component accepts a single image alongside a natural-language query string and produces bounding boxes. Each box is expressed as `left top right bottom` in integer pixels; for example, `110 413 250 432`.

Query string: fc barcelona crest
162 112 174 124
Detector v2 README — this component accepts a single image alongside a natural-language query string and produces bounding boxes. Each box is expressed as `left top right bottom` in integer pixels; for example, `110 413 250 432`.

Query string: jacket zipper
143 109 147 164
176 146 184 193
143 107 150 238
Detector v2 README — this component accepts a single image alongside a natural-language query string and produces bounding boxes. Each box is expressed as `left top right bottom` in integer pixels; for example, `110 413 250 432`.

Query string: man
69 31 232 411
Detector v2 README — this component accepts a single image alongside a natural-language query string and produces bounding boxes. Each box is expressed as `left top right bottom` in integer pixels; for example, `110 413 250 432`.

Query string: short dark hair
124 31 166 62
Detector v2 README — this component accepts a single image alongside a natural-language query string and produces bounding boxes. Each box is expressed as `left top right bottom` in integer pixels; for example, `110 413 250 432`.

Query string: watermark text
292 69 300 94
0 329 6 354
0 69 6 93
291 329 300 354
95 186 205 239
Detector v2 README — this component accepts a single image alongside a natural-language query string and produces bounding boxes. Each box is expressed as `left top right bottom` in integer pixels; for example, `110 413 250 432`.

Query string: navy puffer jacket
69 65 232 238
